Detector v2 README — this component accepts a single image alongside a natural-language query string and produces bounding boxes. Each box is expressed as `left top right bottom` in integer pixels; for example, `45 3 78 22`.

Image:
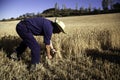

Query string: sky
0 0 120 20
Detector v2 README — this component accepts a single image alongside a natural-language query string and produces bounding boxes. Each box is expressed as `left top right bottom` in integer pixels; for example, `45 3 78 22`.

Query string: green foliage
102 0 109 11
113 3 120 11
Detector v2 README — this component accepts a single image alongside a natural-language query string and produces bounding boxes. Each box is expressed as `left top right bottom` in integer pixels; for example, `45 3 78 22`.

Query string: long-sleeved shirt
24 17 53 45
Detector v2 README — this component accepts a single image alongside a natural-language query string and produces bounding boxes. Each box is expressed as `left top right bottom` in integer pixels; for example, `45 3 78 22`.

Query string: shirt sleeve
43 20 53 45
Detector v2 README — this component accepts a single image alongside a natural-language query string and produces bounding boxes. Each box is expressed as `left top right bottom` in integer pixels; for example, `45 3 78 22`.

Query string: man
12 17 65 71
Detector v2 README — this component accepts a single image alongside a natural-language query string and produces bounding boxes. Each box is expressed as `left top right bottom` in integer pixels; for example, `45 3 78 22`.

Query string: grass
0 13 120 80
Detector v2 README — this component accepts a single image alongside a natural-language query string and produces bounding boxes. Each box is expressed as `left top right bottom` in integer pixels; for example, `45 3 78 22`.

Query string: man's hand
50 40 57 53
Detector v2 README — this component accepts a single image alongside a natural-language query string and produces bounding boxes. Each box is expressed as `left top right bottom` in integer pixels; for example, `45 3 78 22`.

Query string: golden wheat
0 13 120 79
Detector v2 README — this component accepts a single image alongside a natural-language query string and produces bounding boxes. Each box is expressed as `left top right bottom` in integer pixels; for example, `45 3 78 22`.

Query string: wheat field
0 13 120 80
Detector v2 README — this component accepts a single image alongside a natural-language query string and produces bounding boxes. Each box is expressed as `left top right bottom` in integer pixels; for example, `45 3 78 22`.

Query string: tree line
1 0 120 21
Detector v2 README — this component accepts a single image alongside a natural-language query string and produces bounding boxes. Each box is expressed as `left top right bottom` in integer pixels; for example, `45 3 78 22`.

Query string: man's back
24 17 53 36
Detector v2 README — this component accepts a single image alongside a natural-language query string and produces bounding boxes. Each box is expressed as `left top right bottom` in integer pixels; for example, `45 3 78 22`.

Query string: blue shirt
24 17 53 45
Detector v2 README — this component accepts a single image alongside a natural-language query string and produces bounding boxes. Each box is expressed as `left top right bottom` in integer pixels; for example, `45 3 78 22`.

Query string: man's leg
21 34 41 64
28 38 41 64
16 21 40 64
23 35 40 71
16 41 27 57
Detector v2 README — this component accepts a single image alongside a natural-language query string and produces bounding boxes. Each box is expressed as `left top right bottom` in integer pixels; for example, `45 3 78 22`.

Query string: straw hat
55 18 66 33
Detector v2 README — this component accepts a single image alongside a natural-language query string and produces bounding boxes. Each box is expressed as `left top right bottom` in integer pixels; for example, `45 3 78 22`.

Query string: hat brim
56 23 66 34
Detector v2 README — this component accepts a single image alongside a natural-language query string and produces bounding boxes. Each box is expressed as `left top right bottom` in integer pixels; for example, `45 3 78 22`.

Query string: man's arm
46 45 52 59
46 41 57 59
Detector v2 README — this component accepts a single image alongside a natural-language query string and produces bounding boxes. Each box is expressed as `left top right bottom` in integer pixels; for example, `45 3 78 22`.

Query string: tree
113 3 120 11
102 0 115 10
109 0 114 10
75 3 78 10
55 2 59 10
10 17 15 20
102 0 109 11
62 4 67 10
88 3 92 13
2 18 6 21
54 2 59 16
79 7 84 14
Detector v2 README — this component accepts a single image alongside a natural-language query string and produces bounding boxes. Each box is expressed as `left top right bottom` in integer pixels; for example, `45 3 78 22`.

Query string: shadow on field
85 49 120 64
97 30 112 50
0 36 21 56
0 36 46 57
